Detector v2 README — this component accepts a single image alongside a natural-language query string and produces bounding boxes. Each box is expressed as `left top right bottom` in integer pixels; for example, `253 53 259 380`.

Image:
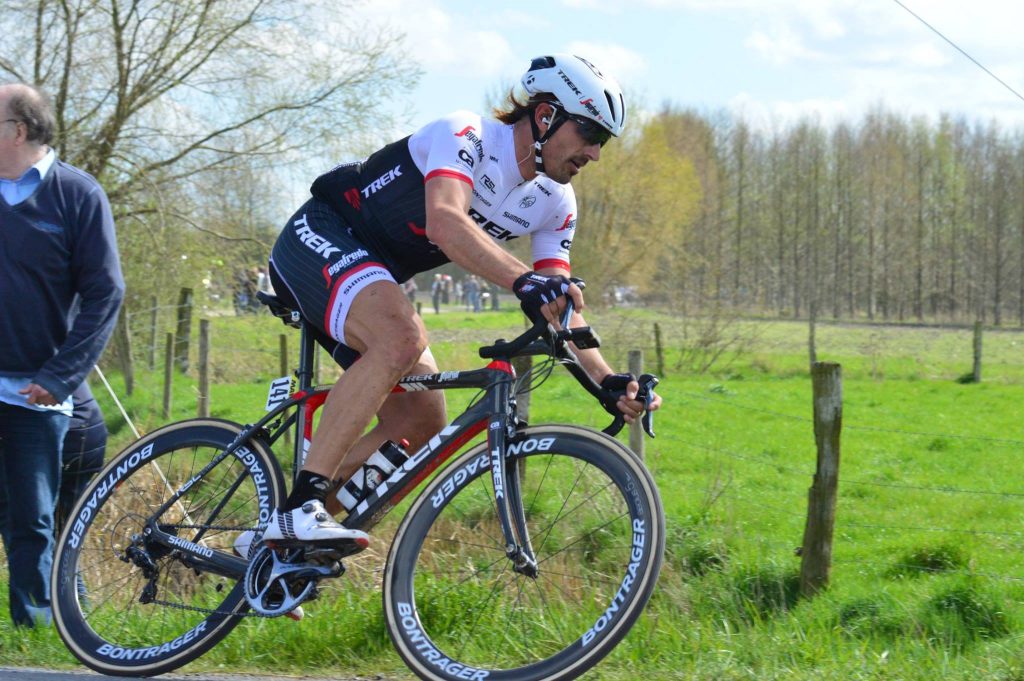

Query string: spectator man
430 273 443 314
0 83 124 627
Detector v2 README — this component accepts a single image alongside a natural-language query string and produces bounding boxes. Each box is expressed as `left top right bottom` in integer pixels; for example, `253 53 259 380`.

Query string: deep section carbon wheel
384 425 664 681
52 419 285 677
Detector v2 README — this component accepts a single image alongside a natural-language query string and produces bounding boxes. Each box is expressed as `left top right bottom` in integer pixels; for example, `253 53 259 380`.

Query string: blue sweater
0 159 125 402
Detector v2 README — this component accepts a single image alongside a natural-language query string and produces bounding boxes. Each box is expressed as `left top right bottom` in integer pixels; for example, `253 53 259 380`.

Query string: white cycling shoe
262 499 370 551
234 500 370 559
234 500 369 622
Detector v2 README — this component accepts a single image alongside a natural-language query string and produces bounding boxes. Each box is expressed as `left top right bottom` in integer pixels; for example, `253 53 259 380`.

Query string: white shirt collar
34 147 56 180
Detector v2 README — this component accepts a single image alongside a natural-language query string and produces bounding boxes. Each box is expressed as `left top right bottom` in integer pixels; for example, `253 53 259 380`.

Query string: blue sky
349 0 1024 135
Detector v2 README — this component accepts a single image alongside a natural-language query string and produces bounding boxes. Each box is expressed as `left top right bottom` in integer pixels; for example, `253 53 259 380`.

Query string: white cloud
347 0 518 79
563 41 647 84
745 24 829 66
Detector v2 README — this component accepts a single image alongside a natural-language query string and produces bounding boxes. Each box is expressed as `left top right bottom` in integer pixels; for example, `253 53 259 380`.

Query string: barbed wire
675 435 1024 504
679 390 1024 446
838 520 1024 541
832 556 1024 583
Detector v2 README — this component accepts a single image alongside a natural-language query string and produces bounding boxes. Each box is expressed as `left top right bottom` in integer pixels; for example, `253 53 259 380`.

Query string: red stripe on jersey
533 258 571 272
323 261 386 333
425 169 473 187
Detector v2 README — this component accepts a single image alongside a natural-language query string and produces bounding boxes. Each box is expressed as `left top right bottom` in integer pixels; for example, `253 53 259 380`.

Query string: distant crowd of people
427 273 500 314
233 265 274 315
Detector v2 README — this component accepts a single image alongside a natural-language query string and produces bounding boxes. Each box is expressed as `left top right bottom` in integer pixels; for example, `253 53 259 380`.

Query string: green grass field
1 307 1022 680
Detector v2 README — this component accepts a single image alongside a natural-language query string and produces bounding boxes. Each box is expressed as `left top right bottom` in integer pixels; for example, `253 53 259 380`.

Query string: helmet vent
604 91 618 123
529 56 556 72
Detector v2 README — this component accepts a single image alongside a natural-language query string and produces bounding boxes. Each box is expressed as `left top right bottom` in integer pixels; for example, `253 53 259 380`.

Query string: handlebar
478 282 658 438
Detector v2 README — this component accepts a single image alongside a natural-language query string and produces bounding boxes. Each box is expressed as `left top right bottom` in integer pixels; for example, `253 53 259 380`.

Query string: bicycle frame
145 317 542 580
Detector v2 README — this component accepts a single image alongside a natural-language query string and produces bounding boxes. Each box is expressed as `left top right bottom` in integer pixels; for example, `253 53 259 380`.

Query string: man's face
538 106 605 185
0 98 25 177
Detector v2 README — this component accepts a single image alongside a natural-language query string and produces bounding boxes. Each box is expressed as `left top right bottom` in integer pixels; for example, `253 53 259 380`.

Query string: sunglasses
568 114 613 147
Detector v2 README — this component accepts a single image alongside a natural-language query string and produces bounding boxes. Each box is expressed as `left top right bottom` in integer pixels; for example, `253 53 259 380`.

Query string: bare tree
1 0 416 215
1 0 417 310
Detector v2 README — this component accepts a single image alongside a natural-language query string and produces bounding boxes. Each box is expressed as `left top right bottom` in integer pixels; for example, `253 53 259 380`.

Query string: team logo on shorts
322 249 370 287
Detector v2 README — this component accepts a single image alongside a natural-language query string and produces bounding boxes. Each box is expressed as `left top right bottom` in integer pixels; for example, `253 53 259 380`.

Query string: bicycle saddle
257 291 302 328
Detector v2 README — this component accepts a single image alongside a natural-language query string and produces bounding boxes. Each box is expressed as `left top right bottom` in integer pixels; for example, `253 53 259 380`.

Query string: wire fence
94 294 1024 587
666 377 1024 586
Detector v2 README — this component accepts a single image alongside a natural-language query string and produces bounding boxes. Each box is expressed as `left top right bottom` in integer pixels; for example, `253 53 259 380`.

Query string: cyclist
250 54 662 554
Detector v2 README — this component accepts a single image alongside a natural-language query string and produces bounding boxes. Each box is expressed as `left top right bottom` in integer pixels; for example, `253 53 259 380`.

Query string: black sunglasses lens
575 118 612 146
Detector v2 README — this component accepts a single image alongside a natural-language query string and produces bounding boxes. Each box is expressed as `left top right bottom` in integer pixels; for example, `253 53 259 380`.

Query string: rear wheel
51 419 285 677
384 425 665 681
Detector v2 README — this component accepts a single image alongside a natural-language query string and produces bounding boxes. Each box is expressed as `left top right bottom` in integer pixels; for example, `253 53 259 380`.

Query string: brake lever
600 373 659 438
603 414 626 437
636 374 659 438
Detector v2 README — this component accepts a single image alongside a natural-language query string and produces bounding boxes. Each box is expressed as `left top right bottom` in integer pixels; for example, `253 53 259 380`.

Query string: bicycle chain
147 530 305 619
170 523 261 532
148 598 268 618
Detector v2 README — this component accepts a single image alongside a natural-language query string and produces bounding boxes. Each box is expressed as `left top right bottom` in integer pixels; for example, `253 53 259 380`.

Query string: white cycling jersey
310 110 578 281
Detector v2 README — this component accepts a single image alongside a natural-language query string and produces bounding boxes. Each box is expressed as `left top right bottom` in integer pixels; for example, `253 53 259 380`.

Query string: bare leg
338 349 446 481
323 351 446 515
302 281 427 481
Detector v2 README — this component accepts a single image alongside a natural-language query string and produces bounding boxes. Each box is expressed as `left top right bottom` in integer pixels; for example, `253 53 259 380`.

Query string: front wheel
51 419 286 677
383 425 665 681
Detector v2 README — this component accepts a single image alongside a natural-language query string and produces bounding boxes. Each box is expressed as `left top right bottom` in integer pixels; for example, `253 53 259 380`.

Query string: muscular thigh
377 346 447 441
270 198 401 365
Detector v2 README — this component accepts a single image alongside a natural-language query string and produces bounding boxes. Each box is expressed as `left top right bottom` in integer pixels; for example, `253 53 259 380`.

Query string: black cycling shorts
270 198 397 369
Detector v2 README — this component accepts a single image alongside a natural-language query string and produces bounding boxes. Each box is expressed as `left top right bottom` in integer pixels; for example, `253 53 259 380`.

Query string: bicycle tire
383 424 665 681
52 419 286 677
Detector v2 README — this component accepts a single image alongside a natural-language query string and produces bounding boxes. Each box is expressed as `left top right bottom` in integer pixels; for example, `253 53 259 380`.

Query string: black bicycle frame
146 319 540 580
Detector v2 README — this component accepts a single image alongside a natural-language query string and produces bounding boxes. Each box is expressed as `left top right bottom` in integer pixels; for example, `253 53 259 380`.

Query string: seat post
296 322 317 391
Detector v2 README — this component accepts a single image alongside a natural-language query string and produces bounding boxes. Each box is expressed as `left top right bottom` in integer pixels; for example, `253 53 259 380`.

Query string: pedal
305 544 360 564
266 536 369 561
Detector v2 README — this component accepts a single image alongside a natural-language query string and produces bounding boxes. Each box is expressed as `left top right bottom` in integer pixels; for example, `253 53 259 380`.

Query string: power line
891 0 1024 106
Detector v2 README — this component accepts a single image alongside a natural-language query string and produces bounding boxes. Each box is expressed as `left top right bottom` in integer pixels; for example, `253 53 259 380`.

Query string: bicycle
52 288 665 680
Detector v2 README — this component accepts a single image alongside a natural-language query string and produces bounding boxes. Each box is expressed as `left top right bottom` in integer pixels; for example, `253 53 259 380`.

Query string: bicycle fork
488 381 539 578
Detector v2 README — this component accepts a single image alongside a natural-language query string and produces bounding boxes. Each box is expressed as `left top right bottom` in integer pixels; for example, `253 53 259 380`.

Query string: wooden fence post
163 332 174 419
653 322 665 377
197 319 210 417
972 320 983 383
174 287 194 373
808 303 818 368
114 309 135 396
628 350 644 460
148 296 158 371
800 361 843 598
512 355 532 422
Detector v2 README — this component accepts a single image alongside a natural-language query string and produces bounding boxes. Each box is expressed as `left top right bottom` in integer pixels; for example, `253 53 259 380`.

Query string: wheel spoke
390 429 663 679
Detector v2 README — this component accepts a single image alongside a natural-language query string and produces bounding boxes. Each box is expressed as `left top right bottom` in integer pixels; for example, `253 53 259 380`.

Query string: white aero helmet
522 54 627 138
